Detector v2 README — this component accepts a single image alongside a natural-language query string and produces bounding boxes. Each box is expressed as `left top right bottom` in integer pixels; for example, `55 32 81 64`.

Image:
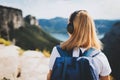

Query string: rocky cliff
102 21 120 80
0 5 24 40
0 5 60 52
24 15 39 26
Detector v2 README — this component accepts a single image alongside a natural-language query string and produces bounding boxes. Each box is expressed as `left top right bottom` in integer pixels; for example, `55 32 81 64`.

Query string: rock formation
0 5 24 40
0 44 20 80
24 15 39 26
102 21 120 80
20 50 49 80
0 5 60 52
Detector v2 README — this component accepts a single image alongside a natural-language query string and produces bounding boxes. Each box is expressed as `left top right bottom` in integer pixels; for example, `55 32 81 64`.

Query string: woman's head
61 10 103 50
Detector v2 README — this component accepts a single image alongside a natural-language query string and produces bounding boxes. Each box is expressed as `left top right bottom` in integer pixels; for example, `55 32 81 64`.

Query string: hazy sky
0 0 120 19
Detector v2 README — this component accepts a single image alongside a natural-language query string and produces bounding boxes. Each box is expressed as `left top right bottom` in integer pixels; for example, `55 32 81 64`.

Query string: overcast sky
0 0 120 19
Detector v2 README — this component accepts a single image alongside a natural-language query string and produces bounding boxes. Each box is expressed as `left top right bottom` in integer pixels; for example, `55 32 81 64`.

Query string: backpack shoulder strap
56 45 71 57
56 45 73 80
83 48 100 57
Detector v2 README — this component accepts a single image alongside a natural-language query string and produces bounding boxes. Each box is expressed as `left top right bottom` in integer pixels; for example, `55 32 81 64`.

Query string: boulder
20 50 49 80
0 44 20 80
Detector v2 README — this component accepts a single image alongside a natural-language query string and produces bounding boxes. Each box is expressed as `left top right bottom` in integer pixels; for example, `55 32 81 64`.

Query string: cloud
0 0 120 19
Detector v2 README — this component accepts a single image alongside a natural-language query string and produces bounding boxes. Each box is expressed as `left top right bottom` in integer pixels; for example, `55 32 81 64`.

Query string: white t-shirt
49 46 111 76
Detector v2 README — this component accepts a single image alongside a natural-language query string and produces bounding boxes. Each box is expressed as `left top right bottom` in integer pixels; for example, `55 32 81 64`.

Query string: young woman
47 10 111 80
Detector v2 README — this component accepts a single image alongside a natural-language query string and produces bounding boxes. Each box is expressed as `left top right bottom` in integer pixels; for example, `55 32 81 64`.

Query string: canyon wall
0 5 24 40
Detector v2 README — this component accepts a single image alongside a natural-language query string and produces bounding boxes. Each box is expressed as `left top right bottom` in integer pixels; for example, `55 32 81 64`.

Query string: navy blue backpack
51 45 100 80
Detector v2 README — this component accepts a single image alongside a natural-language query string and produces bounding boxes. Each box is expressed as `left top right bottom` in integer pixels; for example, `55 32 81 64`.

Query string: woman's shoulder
93 51 112 76
51 46 60 57
95 50 108 59
93 50 110 66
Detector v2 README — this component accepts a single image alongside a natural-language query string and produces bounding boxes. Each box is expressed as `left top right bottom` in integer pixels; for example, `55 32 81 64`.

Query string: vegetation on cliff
0 5 60 52
14 22 60 52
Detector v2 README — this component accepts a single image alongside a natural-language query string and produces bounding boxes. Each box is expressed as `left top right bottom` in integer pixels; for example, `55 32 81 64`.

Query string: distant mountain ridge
39 17 120 35
94 20 119 34
39 17 67 33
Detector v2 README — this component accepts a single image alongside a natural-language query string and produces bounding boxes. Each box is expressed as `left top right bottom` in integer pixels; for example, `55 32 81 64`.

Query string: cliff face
102 22 120 80
24 15 39 26
0 5 24 40
0 5 60 52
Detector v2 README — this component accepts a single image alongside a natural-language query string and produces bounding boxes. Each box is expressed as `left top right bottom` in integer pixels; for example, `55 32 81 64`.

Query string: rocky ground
0 44 49 80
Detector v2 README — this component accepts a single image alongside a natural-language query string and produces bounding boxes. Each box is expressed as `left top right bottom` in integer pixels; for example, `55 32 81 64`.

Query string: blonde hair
61 10 103 51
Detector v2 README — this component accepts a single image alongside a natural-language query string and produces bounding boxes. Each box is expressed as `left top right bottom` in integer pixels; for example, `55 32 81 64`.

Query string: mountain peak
51 17 67 20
